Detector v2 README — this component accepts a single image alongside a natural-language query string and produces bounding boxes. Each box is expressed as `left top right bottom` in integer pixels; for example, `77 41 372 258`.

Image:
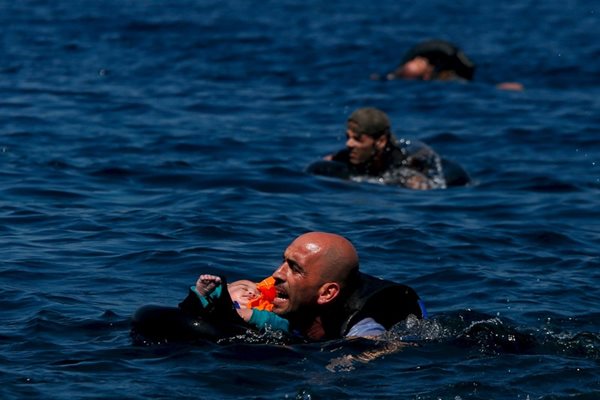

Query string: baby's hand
195 274 222 297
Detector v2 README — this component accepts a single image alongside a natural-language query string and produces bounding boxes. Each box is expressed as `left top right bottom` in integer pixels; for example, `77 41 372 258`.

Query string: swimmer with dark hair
388 39 476 81
372 39 523 91
308 107 470 189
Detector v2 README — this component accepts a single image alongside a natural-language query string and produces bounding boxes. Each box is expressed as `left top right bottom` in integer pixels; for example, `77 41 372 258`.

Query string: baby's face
228 280 260 304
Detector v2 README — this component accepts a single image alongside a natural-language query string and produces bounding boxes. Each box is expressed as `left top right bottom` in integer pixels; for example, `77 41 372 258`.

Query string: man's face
345 121 379 165
271 238 326 315
395 56 433 80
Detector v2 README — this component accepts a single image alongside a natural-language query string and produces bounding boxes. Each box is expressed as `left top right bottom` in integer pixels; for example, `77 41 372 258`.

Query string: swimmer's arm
404 174 432 190
346 317 386 338
327 318 416 372
496 82 524 91
386 168 440 190
326 338 412 372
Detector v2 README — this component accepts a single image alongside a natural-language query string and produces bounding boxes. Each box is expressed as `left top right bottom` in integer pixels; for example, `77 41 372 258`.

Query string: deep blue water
1 0 599 399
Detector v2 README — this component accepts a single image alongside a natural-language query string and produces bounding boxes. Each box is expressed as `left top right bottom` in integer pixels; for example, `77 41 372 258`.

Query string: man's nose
272 262 287 281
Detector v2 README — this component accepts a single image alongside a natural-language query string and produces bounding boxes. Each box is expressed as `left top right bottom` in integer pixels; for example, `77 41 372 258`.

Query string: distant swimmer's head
228 280 260 305
395 56 435 80
345 107 392 165
390 39 475 81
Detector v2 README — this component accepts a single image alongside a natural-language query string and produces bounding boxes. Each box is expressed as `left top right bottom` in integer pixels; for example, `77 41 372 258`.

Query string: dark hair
348 107 392 139
401 39 475 80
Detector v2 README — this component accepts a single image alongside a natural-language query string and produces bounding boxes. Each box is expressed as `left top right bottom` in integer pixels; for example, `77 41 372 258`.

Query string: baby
192 274 289 332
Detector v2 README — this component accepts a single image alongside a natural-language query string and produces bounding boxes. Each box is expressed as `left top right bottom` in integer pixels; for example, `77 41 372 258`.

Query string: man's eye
288 263 299 273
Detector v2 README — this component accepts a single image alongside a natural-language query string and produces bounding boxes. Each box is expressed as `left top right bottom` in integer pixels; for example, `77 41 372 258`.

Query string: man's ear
375 134 388 151
317 282 340 305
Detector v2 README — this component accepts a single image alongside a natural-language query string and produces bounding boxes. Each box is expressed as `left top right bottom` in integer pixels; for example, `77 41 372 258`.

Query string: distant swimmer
388 39 475 81
307 107 470 190
372 39 523 91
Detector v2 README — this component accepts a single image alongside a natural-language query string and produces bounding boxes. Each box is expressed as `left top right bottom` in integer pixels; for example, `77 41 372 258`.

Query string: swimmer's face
395 57 434 80
271 236 328 315
228 280 260 305
345 121 386 165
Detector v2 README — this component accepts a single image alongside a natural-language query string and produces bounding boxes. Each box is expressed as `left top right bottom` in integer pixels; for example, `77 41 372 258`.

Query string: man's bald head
290 232 359 284
271 232 360 317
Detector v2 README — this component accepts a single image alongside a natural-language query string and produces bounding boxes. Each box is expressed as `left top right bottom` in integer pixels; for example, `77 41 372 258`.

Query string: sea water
1 1 599 399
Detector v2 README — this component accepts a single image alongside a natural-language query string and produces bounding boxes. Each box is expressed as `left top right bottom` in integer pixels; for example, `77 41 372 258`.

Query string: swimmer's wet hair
348 107 391 139
401 39 475 80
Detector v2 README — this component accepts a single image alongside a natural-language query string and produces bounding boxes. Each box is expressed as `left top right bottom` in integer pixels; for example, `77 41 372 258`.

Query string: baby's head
228 279 260 305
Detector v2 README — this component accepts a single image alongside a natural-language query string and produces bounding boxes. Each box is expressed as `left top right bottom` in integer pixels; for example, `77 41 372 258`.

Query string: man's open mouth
275 288 289 300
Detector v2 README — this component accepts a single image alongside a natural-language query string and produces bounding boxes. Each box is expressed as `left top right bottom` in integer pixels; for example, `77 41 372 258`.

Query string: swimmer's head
394 56 435 80
345 108 392 165
228 279 260 305
347 107 391 139
392 39 475 81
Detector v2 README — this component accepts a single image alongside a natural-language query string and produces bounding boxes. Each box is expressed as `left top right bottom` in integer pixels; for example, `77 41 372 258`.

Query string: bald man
134 232 425 343
270 232 426 340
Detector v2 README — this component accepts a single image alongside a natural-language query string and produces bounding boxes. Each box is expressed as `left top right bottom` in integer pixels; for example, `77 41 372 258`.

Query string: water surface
1 1 599 399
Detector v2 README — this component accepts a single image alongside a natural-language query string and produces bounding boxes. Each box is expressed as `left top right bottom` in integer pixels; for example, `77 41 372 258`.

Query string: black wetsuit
308 136 470 188
131 277 252 343
330 137 447 189
318 272 425 340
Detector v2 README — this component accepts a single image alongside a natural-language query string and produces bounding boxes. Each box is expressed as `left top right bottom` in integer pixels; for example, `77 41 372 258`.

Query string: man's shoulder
330 148 350 162
340 273 424 334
